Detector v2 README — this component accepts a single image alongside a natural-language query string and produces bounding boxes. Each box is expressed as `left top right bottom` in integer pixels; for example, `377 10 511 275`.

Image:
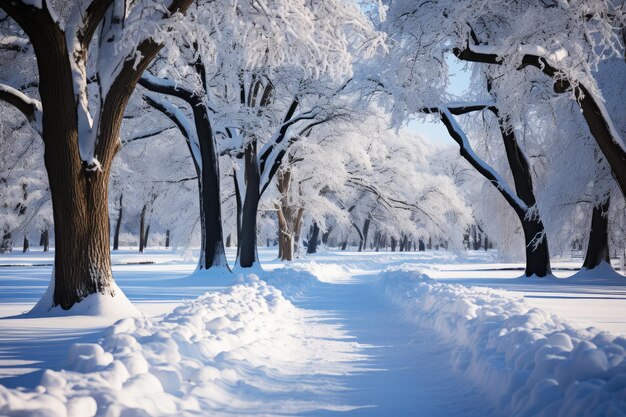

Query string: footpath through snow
0 255 626 416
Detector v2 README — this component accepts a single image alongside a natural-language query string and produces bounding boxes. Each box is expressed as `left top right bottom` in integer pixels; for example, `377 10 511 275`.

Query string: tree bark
113 194 123 251
307 222 320 254
493 111 552 277
239 143 260 268
362 218 371 251
139 203 147 253
582 199 611 270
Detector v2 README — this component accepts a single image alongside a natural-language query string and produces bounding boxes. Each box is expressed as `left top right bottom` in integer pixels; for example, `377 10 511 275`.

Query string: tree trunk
42 227 49 252
0 0 194 311
495 112 552 277
234 169 243 261
165 230 170 248
322 226 332 245
362 218 371 251
194 102 228 270
113 194 123 251
341 239 348 251
22 236 29 253
226 234 231 248
139 203 147 253
582 199 611 270
307 222 320 254
239 143 260 268
353 223 364 252
391 237 397 252
143 224 150 250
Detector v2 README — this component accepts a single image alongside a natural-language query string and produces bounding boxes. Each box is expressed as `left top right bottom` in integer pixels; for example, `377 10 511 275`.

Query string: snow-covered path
1 249 625 416
292 274 497 416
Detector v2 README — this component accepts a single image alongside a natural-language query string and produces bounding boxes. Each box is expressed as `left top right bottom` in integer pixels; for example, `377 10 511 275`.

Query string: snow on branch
423 105 528 215
143 92 202 174
0 83 42 134
139 73 197 105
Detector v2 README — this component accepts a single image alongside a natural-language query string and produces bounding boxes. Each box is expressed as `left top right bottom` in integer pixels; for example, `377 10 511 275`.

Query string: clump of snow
0 276 361 416
380 265 626 417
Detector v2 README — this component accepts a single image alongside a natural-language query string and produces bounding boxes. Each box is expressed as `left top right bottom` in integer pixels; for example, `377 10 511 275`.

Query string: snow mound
257 265 321 298
0 275 361 416
380 266 626 417
26 280 140 319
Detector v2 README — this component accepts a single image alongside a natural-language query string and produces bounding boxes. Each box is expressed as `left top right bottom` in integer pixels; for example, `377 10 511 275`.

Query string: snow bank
27 280 140 319
0 275 349 416
380 264 626 417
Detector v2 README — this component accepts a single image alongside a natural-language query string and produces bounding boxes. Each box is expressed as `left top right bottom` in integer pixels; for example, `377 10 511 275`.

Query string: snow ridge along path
381 264 626 417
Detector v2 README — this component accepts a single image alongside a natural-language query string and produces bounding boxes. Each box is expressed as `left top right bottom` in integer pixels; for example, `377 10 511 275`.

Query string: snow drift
0 274 363 416
380 265 626 417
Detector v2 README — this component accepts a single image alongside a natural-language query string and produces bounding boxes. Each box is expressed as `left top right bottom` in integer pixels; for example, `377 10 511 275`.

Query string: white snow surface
381 264 626 417
0 275 365 416
0 248 625 416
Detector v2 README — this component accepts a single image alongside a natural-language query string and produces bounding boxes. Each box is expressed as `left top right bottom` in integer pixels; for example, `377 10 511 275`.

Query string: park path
290 272 499 417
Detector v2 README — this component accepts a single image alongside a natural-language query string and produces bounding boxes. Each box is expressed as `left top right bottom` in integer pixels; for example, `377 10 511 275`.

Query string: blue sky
406 57 472 147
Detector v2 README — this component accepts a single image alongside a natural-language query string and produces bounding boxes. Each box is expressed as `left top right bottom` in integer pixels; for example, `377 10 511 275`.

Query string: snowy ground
0 248 624 416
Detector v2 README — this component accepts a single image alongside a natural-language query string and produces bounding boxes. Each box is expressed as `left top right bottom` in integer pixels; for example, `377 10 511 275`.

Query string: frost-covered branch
139 73 197 105
423 106 528 215
0 83 42 134
143 93 202 174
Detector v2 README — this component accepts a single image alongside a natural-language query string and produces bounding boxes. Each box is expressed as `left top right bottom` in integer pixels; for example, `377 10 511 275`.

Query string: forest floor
0 248 624 416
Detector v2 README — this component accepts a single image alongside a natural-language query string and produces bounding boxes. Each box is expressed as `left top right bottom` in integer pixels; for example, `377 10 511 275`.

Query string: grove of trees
0 0 624 312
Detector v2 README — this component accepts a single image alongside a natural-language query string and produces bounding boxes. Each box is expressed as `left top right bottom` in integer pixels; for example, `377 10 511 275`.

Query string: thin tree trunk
42 227 49 252
391 237 397 252
113 194 123 251
494 111 551 277
165 230 170 248
582 199 611 270
139 203 147 253
22 236 29 253
362 218 371 251
143 224 150 250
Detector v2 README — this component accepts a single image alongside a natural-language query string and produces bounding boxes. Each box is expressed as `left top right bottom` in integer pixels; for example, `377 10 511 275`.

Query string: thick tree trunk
582 199 611 270
239 143 260 268
46 161 116 309
0 0 194 311
307 222 320 254
113 194 123 251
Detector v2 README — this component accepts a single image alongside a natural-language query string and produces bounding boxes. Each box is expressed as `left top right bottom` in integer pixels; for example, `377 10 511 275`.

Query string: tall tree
0 0 192 310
